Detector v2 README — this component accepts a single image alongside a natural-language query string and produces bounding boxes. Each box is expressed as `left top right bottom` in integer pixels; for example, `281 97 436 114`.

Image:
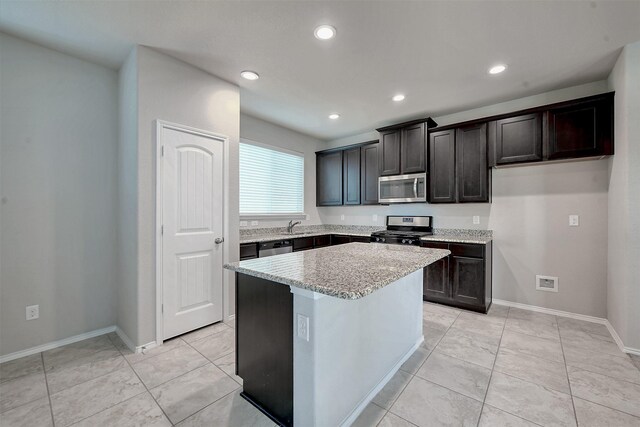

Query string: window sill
240 213 308 221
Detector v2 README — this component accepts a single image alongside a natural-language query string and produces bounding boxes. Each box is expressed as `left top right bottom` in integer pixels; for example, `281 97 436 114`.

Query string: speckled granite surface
239 225 385 244
225 242 450 299
421 228 493 244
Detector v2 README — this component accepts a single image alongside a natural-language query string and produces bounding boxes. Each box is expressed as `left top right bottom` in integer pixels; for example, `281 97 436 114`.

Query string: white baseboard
0 326 116 363
339 336 424 427
114 326 157 354
493 299 640 356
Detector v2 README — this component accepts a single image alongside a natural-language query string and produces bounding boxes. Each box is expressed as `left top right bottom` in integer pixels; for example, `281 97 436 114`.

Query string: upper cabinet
428 125 490 204
360 143 379 205
343 147 361 205
316 141 379 207
378 130 401 175
316 150 343 206
377 118 437 176
400 123 427 174
456 123 489 202
488 92 614 166
546 95 613 160
489 113 543 166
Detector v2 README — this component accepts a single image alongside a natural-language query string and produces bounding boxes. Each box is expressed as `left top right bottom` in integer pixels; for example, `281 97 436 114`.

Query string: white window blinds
239 141 304 215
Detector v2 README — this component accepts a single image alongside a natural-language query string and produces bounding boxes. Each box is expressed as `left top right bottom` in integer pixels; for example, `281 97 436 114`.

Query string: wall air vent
536 275 558 292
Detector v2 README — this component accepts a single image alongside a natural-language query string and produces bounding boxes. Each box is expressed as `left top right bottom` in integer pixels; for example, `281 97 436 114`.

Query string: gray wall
0 34 118 356
117 48 139 345
239 113 324 228
319 81 611 318
607 41 640 350
134 46 240 344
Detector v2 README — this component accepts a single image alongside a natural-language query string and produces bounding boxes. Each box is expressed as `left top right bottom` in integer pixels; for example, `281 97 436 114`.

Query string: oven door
378 173 427 203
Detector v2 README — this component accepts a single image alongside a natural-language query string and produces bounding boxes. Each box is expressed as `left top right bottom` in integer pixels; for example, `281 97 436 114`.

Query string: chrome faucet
287 220 301 233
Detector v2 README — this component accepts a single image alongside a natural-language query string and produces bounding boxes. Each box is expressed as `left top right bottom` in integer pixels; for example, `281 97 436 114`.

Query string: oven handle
413 178 418 199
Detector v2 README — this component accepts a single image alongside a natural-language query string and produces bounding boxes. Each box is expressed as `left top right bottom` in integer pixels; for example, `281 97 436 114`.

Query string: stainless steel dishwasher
258 240 293 257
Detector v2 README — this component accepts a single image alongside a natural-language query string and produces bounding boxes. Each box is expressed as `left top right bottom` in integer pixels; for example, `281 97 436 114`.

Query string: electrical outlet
569 215 579 227
239 221 248 227
536 275 559 292
296 314 309 341
340 214 345 221
251 220 259 226
26 305 39 320
373 214 378 222
473 216 480 225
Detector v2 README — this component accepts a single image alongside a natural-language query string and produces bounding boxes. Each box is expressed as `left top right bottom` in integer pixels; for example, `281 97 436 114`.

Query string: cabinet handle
413 178 418 198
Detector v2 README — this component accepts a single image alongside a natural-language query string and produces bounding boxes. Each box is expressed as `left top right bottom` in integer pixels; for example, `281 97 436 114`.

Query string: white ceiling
1 1 639 140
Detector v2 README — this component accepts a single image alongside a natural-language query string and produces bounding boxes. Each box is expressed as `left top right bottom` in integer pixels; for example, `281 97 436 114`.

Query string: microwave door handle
413 178 418 199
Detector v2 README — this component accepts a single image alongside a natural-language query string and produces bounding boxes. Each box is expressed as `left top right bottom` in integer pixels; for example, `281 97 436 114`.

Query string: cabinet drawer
449 243 484 258
350 236 371 243
293 237 314 251
240 243 258 260
420 241 449 250
313 235 331 248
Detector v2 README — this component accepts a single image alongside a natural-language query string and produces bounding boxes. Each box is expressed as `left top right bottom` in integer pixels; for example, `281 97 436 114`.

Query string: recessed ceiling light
328 113 340 120
314 25 336 40
488 64 507 75
240 70 259 80
392 94 406 102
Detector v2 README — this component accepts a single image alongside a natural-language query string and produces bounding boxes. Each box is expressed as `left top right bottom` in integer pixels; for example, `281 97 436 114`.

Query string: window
239 140 304 217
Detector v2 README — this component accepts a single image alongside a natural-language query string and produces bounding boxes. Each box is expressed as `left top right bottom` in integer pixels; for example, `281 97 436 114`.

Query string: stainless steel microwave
378 173 427 204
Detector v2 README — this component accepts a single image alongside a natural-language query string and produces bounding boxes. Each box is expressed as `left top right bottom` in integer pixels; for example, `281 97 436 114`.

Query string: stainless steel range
370 215 433 246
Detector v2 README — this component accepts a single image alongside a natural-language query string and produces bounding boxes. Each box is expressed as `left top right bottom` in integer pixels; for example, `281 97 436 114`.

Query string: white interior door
161 124 224 340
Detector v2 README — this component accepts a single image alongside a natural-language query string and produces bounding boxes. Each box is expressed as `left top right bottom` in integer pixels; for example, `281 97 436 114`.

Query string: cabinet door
423 256 450 302
491 113 542 165
240 243 258 260
293 237 314 252
401 123 426 174
456 124 489 202
428 129 456 203
316 151 343 206
343 147 361 205
546 98 613 160
378 130 401 176
331 235 351 245
360 143 379 205
450 256 485 308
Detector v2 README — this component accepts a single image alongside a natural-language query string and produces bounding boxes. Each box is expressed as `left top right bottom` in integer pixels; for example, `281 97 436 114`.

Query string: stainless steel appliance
378 173 427 204
258 240 293 257
370 215 433 246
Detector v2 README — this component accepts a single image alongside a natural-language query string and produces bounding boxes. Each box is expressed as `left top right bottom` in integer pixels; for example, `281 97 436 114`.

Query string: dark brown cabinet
401 123 427 174
428 129 456 203
378 130 401 176
293 237 314 252
546 96 613 160
343 147 361 205
316 151 343 206
360 143 379 205
489 113 543 166
457 123 489 202
240 243 258 260
421 241 492 313
428 124 490 203
377 118 435 177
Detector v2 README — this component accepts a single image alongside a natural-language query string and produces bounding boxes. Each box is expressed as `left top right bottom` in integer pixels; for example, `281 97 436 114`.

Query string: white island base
292 269 423 427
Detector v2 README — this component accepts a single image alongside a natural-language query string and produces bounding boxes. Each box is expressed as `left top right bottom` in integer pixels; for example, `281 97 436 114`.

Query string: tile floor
1 304 639 426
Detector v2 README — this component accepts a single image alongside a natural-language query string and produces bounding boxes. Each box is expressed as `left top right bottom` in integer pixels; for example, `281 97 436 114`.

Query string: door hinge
161 225 164 235
161 146 165 156
161 304 164 313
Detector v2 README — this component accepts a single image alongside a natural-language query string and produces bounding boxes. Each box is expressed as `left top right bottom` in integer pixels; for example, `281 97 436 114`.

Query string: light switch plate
240 221 248 227
473 216 480 225
296 314 309 341
251 220 259 226
373 214 378 222
569 215 579 226
340 214 345 221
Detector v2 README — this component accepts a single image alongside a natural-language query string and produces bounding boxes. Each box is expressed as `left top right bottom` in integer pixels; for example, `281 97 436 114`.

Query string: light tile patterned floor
2 304 640 426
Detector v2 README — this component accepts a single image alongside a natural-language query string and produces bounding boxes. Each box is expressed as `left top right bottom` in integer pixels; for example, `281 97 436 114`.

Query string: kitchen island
224 243 450 427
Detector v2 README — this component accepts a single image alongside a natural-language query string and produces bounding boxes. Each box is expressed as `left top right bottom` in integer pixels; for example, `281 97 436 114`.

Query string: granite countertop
225 242 450 300
239 225 383 244
421 229 493 245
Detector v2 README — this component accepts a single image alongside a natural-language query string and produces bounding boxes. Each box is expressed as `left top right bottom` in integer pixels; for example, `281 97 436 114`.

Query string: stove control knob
402 239 407 244
408 239 414 245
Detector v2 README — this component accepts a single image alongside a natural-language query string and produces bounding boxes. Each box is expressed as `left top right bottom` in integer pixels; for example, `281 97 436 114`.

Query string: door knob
215 237 224 244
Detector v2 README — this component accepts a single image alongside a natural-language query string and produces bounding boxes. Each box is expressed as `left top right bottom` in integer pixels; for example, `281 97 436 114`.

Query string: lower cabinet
421 241 492 313
331 235 371 245
240 243 258 260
